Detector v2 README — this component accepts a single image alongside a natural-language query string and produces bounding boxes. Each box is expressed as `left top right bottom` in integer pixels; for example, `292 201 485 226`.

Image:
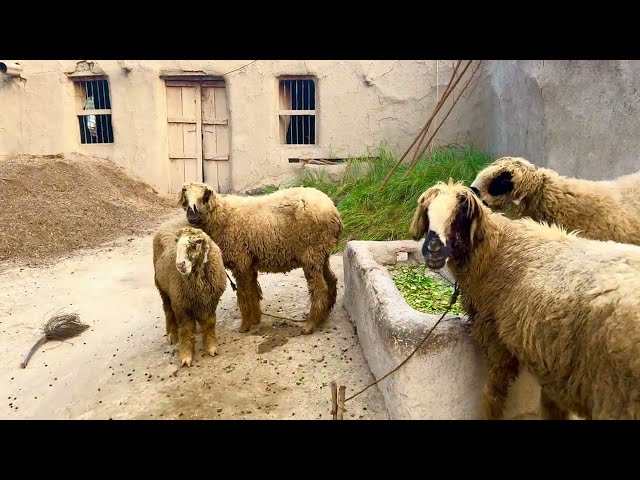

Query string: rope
344 283 460 403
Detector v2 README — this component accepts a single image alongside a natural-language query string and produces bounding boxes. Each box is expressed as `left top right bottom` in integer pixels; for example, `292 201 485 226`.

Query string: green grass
388 263 466 315
285 144 493 252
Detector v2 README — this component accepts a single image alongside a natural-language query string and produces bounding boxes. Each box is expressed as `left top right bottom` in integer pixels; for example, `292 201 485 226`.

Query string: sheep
410 179 640 420
153 218 227 367
178 182 343 335
469 156 640 245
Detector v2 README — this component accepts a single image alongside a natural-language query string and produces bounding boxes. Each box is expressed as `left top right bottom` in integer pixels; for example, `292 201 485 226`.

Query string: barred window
279 77 316 145
74 78 114 144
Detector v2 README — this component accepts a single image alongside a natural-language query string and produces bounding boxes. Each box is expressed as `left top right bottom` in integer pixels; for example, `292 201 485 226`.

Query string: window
279 77 316 145
74 78 114 144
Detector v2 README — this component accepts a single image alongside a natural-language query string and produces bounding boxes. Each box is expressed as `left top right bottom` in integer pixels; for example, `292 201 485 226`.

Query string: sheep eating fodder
20 312 90 368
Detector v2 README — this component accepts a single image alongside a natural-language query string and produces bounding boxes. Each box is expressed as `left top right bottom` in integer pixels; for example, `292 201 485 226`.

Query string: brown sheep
470 156 640 245
410 180 640 420
178 182 342 335
153 219 227 367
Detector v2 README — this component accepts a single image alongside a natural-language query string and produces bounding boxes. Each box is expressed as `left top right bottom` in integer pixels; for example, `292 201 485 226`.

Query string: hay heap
0 153 179 267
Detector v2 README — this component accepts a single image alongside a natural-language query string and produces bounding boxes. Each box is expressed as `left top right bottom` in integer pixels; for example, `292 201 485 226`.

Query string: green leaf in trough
388 263 466 315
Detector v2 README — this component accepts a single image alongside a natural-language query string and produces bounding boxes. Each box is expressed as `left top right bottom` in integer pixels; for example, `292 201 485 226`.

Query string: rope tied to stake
339 282 461 406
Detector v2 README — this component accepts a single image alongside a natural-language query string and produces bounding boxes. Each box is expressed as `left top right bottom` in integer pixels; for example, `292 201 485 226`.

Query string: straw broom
21 311 90 368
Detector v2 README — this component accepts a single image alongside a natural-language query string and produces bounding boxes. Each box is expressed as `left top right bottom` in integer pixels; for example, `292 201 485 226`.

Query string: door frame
161 72 230 191
165 79 204 183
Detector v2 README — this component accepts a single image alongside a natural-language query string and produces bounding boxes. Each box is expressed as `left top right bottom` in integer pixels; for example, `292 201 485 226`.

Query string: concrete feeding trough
342 239 542 420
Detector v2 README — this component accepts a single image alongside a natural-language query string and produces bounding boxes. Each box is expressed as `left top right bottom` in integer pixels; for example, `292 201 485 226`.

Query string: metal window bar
96 81 105 139
279 78 316 145
77 79 114 144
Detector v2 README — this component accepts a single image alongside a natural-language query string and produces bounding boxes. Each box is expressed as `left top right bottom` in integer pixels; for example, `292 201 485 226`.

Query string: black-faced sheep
178 182 343 335
470 156 640 245
410 180 640 420
153 219 227 367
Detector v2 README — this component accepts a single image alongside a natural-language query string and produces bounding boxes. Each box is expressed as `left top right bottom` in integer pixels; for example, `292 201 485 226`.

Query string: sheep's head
178 182 217 225
175 227 210 275
470 157 542 215
410 180 487 271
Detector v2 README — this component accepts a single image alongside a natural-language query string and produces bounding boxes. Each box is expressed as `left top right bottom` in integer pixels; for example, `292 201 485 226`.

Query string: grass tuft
286 144 493 252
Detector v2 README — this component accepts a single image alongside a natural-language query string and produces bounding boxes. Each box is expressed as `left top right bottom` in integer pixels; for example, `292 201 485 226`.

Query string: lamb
178 182 343 335
469 156 640 245
410 179 640 420
153 218 227 367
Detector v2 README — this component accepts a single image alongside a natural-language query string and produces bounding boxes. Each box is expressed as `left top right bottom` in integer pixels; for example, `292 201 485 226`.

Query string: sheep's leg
176 314 196 367
323 255 338 312
482 345 519 420
249 271 263 326
302 262 330 335
236 272 258 333
539 387 569 420
201 314 218 357
156 283 178 345
472 319 519 419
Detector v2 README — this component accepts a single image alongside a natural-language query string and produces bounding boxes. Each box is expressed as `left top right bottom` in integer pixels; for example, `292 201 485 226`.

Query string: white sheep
410 180 640 420
178 182 343 335
470 156 640 245
153 219 227 367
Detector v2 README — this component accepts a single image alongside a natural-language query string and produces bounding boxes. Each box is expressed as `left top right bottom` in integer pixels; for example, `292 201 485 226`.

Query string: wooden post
337 386 346 420
331 381 338 420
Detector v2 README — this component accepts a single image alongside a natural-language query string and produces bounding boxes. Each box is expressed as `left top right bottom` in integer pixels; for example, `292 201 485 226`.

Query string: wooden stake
331 381 338 420
337 385 346 420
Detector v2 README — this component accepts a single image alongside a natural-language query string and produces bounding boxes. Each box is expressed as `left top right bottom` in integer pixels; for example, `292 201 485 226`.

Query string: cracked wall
4 60 638 193
0 60 488 193
486 60 640 180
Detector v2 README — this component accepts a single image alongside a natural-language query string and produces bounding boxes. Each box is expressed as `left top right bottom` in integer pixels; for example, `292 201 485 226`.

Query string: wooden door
166 81 202 193
165 80 231 194
201 81 231 193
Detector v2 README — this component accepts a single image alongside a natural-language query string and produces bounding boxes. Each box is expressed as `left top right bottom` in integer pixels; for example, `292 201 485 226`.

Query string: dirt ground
0 212 388 420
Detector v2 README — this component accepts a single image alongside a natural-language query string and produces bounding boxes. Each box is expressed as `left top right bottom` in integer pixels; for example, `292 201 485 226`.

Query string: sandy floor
0 215 388 420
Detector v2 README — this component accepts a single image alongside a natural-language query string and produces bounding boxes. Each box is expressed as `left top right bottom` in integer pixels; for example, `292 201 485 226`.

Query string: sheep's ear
202 186 214 206
409 189 437 240
177 186 187 206
463 189 485 247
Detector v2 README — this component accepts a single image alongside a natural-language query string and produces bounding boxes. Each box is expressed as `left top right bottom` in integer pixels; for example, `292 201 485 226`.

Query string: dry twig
261 311 306 323
379 60 483 188
404 61 483 176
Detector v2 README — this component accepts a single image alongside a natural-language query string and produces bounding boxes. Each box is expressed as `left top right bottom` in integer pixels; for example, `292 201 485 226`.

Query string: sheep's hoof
205 345 218 357
180 355 193 367
238 323 251 333
301 323 315 335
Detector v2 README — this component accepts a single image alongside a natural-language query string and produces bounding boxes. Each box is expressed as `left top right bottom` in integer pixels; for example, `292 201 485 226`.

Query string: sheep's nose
177 261 186 269
427 237 443 252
